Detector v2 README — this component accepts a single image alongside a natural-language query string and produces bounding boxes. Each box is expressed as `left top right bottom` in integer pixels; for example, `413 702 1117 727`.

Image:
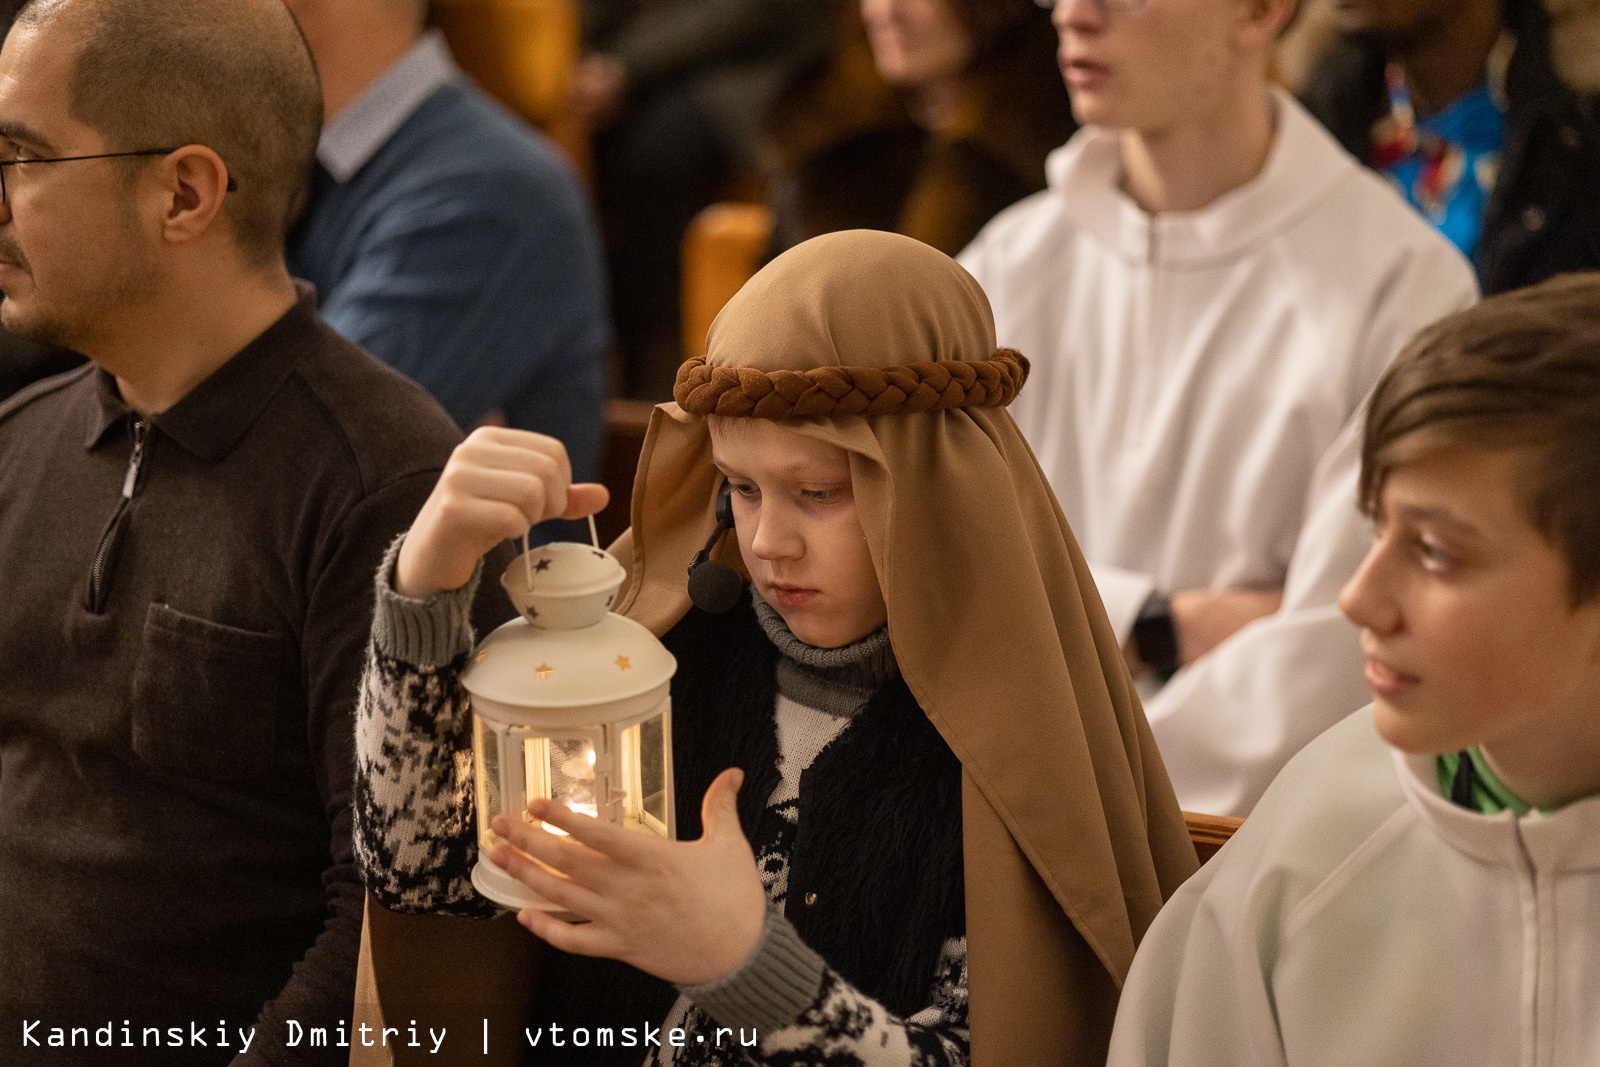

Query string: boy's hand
395 427 610 598
488 768 768 986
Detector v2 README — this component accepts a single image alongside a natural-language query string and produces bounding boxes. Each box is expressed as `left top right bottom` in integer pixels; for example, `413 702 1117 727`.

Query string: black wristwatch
1132 591 1180 683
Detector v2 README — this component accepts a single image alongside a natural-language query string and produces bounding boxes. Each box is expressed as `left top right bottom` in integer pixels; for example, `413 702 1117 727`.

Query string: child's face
1338 446 1600 760
708 418 888 649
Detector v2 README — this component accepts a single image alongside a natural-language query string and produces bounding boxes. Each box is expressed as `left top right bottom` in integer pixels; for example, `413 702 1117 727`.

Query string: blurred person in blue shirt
1302 0 1600 295
286 0 608 481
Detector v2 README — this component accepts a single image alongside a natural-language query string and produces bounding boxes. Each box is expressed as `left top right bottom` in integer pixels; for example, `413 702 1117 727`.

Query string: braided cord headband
673 349 1030 419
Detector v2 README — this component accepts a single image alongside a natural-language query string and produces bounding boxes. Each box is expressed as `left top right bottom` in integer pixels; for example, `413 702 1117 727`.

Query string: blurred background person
576 0 829 399
1301 0 1600 294
960 0 1479 817
766 0 1075 257
286 0 608 481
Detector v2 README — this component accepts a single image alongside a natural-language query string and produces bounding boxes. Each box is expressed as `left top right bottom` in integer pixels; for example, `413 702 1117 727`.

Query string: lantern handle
521 515 602 590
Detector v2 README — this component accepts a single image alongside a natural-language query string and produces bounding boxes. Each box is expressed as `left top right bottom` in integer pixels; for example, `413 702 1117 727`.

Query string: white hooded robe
1107 709 1600 1067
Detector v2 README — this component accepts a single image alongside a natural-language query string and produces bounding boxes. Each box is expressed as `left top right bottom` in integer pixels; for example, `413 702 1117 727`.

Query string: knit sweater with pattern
353 550 968 1066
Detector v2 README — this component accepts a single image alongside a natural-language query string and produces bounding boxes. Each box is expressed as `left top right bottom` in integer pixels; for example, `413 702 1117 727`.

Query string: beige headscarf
613 230 1198 1065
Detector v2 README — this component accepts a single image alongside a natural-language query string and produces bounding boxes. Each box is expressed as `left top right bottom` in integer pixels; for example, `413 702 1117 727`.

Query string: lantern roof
463 612 677 722
469 541 676 725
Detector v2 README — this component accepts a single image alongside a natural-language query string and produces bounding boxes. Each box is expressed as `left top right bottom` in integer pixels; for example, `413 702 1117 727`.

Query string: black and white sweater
353 547 969 1067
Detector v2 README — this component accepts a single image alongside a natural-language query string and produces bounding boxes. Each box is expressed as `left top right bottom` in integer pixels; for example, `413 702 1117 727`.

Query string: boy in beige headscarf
354 230 1196 1066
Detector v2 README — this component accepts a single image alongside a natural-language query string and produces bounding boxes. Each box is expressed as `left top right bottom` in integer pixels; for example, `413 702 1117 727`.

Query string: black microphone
687 482 742 613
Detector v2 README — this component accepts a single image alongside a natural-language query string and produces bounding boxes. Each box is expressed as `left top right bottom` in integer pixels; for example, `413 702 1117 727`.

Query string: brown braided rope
673 349 1030 419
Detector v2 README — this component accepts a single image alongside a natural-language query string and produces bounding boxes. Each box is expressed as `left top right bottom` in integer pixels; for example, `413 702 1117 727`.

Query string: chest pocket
130 602 285 781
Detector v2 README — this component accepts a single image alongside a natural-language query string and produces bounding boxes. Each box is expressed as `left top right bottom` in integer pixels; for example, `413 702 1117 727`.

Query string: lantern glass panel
471 708 674 881
618 706 673 837
474 715 504 826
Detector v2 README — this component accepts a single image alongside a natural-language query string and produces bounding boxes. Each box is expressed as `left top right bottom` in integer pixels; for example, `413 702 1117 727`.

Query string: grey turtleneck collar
751 588 898 717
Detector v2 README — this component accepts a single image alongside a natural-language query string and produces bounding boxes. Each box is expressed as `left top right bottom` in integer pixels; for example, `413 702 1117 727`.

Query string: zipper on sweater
84 416 147 614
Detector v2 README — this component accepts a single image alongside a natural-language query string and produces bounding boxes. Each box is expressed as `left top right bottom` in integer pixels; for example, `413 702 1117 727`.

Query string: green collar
1437 748 1535 816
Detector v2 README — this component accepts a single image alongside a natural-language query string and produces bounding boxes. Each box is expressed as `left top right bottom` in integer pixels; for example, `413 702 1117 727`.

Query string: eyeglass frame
0 147 238 205
1034 0 1149 13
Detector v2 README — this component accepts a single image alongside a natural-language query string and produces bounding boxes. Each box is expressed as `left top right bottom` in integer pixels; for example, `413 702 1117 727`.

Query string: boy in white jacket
1107 274 1600 1067
959 0 1479 815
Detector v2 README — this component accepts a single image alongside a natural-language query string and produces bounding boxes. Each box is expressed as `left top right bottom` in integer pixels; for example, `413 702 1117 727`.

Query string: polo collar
83 284 319 461
317 29 459 183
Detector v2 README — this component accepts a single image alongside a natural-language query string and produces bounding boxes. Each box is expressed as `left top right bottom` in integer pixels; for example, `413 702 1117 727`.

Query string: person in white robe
1107 276 1600 1067
958 0 1479 816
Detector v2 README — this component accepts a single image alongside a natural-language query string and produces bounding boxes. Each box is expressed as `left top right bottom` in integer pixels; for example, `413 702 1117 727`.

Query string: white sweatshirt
1106 708 1600 1067
958 89 1479 815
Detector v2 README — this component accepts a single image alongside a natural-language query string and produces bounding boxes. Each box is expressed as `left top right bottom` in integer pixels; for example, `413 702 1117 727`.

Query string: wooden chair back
1184 811 1243 865
680 202 776 359
589 203 776 548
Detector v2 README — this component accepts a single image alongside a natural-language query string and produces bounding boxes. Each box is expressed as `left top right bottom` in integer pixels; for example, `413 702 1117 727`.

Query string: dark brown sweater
0 291 476 1065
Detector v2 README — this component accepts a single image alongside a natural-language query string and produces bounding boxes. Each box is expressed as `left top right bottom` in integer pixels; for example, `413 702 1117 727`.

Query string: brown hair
1360 273 1600 603
17 0 323 266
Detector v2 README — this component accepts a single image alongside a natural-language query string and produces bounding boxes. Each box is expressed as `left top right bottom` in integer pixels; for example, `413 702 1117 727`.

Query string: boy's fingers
394 496 531 598
526 798 650 864
487 843 606 920
458 430 572 492
491 815 613 890
562 483 611 520
699 768 745 843
444 470 555 530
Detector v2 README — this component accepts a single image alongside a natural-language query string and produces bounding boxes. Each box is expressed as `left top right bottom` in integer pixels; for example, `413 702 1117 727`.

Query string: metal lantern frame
463 542 678 912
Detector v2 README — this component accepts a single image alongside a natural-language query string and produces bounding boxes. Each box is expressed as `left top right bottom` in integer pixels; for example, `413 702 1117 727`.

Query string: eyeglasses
0 147 238 204
1035 0 1148 13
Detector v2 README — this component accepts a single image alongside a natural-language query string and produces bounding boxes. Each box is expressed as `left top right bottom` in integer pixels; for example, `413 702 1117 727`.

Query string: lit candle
539 801 598 837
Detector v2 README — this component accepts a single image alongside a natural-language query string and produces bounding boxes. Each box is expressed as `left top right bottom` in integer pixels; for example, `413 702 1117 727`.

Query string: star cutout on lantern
535 663 554 680
616 655 631 671
527 606 538 619
592 550 608 560
534 559 553 573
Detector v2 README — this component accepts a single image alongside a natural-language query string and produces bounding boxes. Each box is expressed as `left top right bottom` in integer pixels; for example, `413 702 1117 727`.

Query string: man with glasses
960 0 1478 817
0 0 504 1061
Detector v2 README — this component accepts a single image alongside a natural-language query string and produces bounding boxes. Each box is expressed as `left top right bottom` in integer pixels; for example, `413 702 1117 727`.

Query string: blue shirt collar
316 29 459 183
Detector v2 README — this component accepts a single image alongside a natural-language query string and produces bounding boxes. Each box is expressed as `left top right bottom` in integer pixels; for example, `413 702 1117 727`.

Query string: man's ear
153 145 231 245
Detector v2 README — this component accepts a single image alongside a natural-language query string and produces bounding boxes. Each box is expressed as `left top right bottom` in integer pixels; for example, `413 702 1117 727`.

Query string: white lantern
464 542 677 912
